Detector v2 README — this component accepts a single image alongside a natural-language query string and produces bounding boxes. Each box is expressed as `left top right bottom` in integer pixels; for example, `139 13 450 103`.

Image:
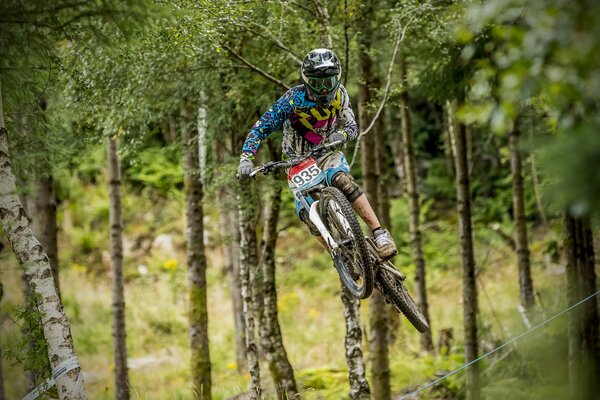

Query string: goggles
306 75 338 93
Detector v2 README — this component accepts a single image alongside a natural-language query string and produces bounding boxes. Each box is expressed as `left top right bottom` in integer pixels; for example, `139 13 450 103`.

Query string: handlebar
248 140 342 178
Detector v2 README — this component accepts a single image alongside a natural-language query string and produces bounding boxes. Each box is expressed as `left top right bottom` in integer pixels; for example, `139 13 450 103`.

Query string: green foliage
2 291 52 389
123 144 183 196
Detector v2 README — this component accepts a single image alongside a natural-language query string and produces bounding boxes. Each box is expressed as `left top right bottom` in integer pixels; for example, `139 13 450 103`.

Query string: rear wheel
376 264 430 333
319 187 373 299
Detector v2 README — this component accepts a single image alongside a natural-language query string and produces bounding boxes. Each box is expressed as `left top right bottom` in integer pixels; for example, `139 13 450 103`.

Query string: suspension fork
307 201 339 252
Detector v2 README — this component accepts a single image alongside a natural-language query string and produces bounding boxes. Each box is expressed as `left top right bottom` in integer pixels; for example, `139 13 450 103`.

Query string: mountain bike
249 142 430 333
249 141 374 299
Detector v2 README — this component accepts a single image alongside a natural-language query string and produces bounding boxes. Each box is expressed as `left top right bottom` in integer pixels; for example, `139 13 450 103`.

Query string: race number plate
288 158 322 188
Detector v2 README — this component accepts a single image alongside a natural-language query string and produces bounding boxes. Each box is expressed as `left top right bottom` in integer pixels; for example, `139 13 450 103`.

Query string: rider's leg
329 170 398 259
350 193 381 231
323 152 397 259
351 194 398 259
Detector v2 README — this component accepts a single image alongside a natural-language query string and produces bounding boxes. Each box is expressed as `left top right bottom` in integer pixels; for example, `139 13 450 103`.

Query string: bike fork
308 201 338 252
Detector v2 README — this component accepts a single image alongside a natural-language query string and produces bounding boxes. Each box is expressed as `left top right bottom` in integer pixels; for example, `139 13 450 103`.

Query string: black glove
326 131 348 148
237 158 254 179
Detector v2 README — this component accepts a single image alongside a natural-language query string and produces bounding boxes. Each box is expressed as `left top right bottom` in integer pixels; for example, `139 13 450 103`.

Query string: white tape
22 357 81 400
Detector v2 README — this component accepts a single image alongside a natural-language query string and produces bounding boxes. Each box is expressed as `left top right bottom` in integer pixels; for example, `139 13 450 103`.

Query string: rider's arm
336 85 358 142
241 88 297 160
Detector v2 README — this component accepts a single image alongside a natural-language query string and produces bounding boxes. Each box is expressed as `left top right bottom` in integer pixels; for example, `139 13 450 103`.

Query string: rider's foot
373 228 397 260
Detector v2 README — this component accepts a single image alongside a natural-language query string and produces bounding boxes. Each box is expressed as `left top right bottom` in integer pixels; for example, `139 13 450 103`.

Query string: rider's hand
325 131 348 149
237 158 254 180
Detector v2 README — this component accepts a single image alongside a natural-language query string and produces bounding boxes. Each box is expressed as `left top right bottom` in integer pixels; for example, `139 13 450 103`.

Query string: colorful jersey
241 84 358 160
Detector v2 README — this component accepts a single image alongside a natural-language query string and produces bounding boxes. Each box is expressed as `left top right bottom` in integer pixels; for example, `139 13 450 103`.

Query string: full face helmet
301 48 342 107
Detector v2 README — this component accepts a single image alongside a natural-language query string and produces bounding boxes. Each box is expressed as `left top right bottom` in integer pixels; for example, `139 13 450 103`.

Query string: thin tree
213 136 246 372
399 60 434 353
357 1 391 398
564 213 599 400
238 181 261 398
258 143 297 400
0 282 5 400
107 134 130 400
341 286 371 400
508 119 535 311
448 101 479 400
181 102 212 399
0 82 86 399
31 98 60 298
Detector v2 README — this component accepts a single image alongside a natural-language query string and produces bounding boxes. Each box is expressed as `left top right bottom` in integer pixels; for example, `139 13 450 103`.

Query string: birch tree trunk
238 182 261 398
107 136 130 400
399 61 434 353
341 286 371 400
509 120 535 311
449 102 479 400
258 176 298 399
564 213 599 400
0 83 86 399
182 103 212 399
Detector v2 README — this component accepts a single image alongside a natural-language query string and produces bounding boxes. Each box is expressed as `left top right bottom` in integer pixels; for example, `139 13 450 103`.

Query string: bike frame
249 141 346 254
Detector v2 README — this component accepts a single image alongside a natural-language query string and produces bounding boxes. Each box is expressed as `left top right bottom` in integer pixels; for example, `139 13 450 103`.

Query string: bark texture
0 86 85 399
341 286 371 400
358 2 390 397
258 178 298 399
564 213 599 400
450 105 479 400
32 174 60 297
182 103 212 399
107 136 130 400
0 283 5 400
213 137 246 372
399 61 434 353
509 121 535 310
238 182 261 398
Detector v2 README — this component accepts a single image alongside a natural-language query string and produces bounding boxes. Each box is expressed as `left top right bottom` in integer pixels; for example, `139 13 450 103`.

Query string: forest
0 0 599 399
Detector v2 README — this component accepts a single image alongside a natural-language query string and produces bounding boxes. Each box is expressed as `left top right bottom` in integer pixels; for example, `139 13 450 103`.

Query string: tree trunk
32 174 60 298
0 282 5 400
509 120 535 311
399 61 434 353
449 102 479 400
0 83 86 399
564 213 599 400
341 286 371 400
238 182 261 398
213 136 246 372
258 176 298 399
31 97 60 299
357 3 390 398
182 102 212 399
107 136 130 400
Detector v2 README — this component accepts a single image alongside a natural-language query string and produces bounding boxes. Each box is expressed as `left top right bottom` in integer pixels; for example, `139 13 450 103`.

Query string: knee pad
299 209 322 236
331 172 362 202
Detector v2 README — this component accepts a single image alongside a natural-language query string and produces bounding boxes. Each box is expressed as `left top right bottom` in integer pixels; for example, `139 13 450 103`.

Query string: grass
0 191 576 399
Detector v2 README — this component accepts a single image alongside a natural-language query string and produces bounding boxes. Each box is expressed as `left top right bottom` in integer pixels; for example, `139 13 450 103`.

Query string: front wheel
319 187 373 299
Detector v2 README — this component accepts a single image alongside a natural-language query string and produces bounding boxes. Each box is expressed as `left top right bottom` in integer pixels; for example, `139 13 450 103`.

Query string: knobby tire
376 264 430 333
319 187 373 299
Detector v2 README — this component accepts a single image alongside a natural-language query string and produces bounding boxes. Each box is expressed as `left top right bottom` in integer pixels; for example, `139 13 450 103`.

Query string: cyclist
237 48 397 260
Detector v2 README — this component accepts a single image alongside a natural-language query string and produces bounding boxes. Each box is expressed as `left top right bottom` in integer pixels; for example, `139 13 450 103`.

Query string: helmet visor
306 75 338 94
